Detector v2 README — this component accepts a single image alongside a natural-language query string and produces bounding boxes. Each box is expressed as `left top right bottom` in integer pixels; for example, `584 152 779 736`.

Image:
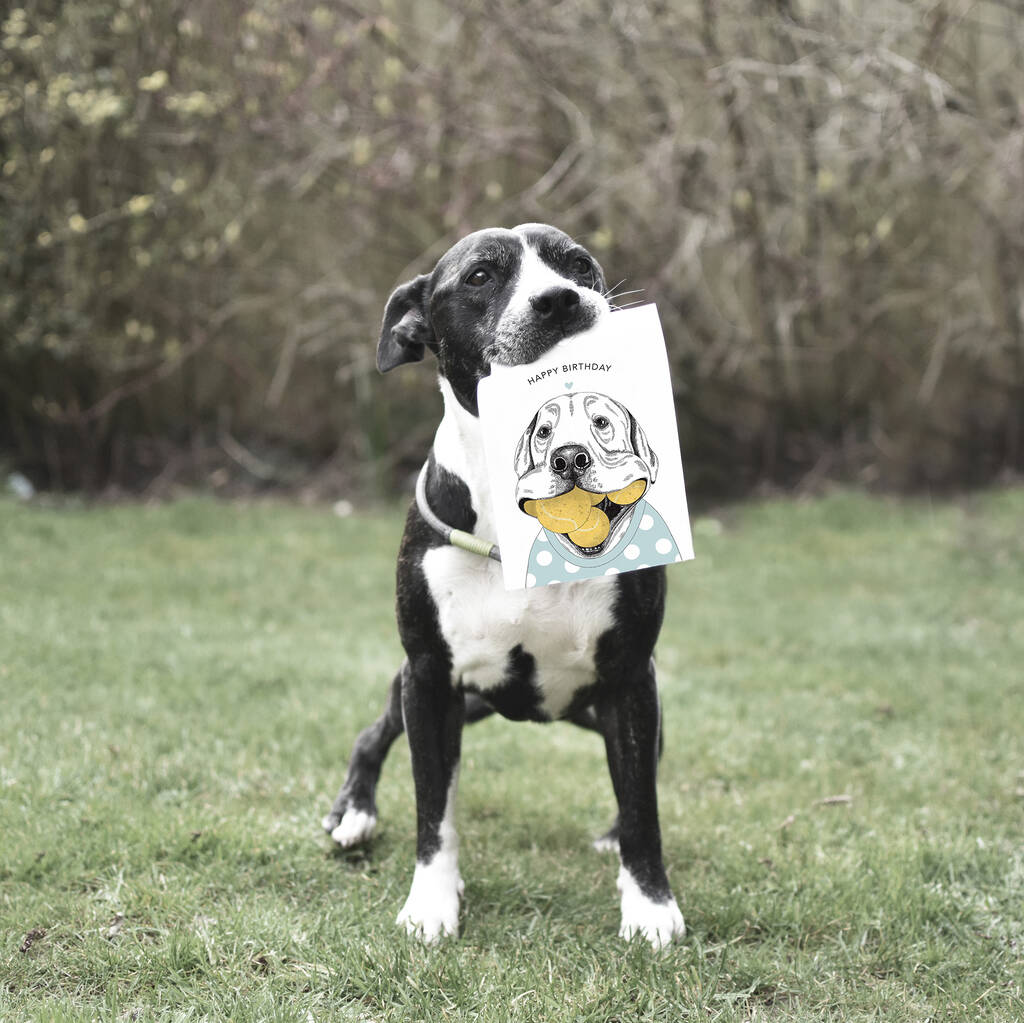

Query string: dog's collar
415 461 502 563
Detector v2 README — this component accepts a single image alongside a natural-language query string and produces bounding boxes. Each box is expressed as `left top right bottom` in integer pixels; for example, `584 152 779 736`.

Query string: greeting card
477 304 694 590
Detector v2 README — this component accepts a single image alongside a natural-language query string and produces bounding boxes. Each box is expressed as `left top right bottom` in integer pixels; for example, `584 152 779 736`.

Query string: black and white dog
323 224 685 947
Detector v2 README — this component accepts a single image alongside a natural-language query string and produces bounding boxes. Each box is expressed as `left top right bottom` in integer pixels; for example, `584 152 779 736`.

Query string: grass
1 488 1022 1022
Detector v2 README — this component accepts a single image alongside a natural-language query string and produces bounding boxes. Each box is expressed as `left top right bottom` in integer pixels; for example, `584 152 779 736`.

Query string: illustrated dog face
514 392 659 558
375 224 609 414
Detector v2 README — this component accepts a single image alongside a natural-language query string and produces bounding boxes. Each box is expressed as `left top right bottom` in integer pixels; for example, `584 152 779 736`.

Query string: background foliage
2 0 1023 497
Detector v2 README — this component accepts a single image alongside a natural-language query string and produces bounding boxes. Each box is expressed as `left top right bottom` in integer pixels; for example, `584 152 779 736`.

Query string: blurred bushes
1 0 1022 498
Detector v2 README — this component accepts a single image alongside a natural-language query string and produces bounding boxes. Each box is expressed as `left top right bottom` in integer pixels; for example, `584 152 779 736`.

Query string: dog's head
375 224 609 414
513 392 658 559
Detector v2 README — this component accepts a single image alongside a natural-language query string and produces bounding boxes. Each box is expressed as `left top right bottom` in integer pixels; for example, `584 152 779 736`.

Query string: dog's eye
592 415 610 429
465 268 491 287
572 256 593 280
535 424 552 440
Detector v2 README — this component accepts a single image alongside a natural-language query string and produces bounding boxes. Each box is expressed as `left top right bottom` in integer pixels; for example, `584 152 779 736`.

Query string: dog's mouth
519 480 647 555
569 495 629 553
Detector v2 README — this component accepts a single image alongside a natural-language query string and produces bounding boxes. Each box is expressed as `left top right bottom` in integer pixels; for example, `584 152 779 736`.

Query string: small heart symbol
564 380 573 389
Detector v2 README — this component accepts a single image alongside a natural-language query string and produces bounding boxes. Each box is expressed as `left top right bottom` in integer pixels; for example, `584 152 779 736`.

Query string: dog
514 391 682 585
322 223 685 947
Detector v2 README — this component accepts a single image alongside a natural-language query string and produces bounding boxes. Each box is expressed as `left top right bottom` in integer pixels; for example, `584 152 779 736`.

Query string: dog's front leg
395 654 465 942
596 661 685 948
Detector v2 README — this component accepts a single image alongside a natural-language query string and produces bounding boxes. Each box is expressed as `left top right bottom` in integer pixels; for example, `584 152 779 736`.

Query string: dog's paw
323 808 377 848
619 899 685 949
592 829 620 854
617 867 685 949
396 858 463 943
396 887 462 943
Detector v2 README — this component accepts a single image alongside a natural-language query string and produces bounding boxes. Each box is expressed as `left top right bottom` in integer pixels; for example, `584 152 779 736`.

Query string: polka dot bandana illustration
478 304 694 590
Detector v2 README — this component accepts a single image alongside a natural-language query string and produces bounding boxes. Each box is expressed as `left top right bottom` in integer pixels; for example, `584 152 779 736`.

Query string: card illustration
477 303 694 590
514 391 681 586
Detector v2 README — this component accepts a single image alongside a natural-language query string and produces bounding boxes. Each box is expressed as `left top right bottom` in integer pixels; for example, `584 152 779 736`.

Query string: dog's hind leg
322 664 406 848
324 680 493 850
570 702 665 854
565 706 620 851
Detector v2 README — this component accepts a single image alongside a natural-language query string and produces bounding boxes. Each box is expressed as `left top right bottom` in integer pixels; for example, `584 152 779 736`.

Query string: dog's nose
550 445 591 480
529 286 581 325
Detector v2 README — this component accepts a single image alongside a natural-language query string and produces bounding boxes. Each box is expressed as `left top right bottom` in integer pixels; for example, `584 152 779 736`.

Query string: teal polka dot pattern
525 499 681 587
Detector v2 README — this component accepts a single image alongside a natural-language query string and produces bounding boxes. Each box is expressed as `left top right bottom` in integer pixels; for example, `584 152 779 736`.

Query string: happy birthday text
526 362 613 386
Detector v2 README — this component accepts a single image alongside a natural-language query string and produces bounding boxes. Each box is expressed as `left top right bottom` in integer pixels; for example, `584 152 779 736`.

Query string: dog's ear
377 273 434 373
513 411 539 477
628 410 659 485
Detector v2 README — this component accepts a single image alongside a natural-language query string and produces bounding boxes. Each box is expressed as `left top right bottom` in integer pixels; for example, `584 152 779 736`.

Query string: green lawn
1 490 1022 1022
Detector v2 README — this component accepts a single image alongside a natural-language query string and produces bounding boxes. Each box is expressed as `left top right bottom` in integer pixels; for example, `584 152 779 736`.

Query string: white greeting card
477 304 694 590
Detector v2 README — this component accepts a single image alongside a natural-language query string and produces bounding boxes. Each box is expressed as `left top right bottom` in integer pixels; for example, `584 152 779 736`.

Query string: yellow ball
607 479 647 505
567 507 611 547
535 487 593 533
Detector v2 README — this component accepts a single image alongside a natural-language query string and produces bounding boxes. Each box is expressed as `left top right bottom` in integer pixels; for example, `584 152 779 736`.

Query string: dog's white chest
421 546 616 718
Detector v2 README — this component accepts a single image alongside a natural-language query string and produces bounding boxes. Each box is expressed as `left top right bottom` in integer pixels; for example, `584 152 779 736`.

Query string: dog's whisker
604 287 641 303
611 299 646 311
607 293 646 308
603 282 646 304
603 279 628 300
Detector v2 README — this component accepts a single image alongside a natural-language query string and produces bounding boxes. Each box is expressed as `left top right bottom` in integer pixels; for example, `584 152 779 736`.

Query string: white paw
592 834 620 854
396 865 462 943
325 809 377 848
617 866 685 949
